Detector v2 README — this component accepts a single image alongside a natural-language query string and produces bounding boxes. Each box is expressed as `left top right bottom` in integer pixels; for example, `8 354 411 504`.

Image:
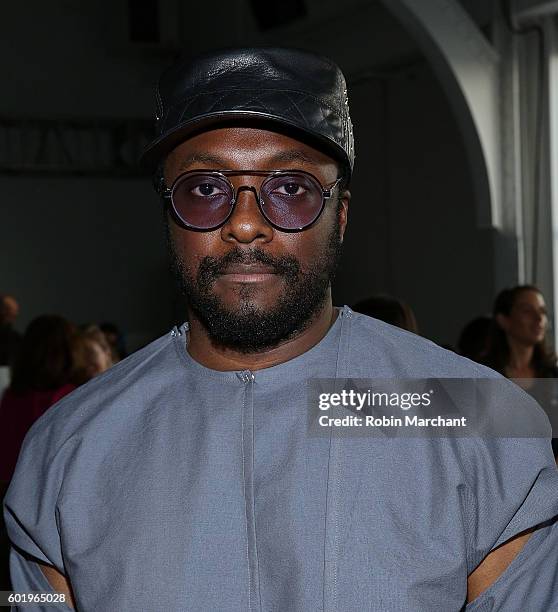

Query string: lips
219 264 279 283
221 264 277 275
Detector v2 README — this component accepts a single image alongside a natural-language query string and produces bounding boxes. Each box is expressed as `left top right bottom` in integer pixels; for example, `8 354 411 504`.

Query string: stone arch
381 0 501 229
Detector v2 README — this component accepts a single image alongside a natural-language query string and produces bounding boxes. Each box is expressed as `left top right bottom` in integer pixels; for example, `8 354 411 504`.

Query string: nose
220 185 274 244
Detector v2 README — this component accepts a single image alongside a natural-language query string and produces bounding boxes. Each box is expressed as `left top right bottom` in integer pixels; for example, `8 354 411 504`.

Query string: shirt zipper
239 370 261 612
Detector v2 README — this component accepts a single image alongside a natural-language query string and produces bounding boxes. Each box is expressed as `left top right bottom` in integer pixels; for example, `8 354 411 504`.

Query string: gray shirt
4 307 558 611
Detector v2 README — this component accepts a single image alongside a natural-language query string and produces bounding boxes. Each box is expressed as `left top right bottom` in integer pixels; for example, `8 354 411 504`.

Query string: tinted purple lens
260 173 323 229
171 173 233 229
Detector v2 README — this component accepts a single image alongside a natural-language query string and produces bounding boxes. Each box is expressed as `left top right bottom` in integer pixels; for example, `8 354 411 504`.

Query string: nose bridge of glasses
235 184 260 202
229 183 270 228
226 172 268 200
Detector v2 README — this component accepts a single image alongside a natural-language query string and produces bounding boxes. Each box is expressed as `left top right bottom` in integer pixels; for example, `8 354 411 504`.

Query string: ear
338 189 350 242
495 313 509 332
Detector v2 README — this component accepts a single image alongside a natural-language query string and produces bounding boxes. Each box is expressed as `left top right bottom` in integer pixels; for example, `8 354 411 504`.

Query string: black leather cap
141 47 354 178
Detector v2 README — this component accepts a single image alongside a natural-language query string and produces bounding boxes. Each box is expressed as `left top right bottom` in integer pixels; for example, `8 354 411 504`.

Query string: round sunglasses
159 169 342 232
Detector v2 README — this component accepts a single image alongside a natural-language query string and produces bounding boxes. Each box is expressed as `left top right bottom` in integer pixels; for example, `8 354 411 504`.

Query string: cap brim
140 110 350 176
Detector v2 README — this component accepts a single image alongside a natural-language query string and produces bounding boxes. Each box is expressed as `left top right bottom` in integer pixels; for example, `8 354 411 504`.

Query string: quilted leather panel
142 48 354 175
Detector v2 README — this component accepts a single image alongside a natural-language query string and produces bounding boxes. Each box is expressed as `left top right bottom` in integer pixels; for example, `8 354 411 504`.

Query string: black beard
166 218 343 353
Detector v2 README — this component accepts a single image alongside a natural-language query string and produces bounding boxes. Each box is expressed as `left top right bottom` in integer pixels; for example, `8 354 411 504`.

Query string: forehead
513 290 545 308
165 126 339 174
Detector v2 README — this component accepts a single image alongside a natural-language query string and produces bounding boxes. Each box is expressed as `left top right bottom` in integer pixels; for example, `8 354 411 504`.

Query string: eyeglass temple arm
154 175 171 198
323 177 343 198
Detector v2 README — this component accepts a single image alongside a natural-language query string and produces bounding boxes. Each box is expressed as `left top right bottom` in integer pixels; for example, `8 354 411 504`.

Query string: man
0 294 21 399
0 295 22 367
4 48 558 611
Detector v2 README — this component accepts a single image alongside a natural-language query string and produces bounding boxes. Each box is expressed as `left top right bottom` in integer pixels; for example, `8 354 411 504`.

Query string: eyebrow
178 153 228 171
265 150 321 166
177 149 321 172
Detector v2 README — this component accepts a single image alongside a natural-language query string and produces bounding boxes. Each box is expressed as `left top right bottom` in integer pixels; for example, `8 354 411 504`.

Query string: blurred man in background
0 295 21 368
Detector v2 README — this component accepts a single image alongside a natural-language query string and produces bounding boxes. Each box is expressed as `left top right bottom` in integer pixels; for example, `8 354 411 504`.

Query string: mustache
197 248 300 283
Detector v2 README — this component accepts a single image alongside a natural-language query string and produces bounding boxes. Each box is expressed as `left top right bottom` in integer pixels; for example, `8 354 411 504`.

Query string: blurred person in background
352 294 418 333
83 326 113 373
457 315 494 364
100 322 127 362
73 330 113 385
0 315 78 487
485 286 556 379
0 295 22 368
485 285 558 458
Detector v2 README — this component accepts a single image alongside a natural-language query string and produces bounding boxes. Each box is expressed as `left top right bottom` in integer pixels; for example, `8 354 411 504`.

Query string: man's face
164 126 349 353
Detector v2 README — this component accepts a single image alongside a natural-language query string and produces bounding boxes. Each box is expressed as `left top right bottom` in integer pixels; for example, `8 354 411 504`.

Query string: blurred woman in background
485 285 558 459
485 285 556 378
78 325 113 380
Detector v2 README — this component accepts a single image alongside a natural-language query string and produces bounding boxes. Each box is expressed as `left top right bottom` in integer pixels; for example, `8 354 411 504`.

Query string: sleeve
9 547 73 611
2 413 72 578
460 383 558 610
464 518 558 611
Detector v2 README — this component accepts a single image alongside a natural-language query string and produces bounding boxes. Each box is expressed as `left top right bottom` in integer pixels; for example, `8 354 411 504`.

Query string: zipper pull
236 370 254 383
